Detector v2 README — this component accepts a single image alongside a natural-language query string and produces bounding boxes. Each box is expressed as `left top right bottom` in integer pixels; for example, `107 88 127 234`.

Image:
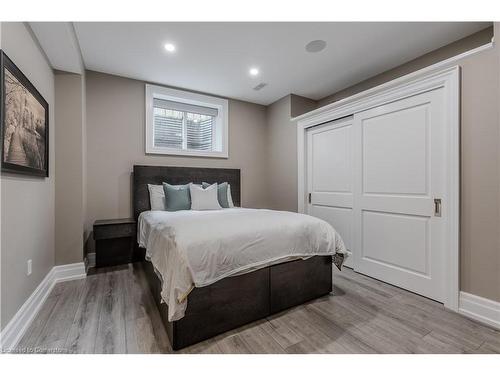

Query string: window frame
145 84 229 158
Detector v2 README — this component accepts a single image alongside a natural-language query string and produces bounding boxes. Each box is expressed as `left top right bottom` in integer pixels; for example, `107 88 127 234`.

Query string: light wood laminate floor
17 263 500 354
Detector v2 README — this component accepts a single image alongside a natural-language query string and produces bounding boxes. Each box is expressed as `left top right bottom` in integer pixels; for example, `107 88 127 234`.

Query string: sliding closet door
307 117 354 267
353 88 446 302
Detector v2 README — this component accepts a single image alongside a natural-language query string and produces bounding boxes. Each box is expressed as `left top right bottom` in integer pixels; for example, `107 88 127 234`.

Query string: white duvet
138 208 346 321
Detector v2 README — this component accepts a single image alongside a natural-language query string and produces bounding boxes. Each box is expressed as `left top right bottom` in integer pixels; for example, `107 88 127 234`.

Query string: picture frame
1 50 49 177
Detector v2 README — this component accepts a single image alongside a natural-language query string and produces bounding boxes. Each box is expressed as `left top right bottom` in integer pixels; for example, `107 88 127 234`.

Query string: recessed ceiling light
305 40 327 53
249 68 259 76
164 43 176 53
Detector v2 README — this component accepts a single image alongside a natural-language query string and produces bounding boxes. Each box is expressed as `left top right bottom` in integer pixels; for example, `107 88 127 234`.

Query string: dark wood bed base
133 165 333 350
143 254 332 350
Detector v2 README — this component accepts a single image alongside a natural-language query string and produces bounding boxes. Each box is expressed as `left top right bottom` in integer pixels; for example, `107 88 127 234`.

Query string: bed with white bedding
132 164 346 350
138 208 347 321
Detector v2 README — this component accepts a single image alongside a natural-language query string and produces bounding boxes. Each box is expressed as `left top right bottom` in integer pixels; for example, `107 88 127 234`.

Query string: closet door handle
308 193 312 204
434 198 442 217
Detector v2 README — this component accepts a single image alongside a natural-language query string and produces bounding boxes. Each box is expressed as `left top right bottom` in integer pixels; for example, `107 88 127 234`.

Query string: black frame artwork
1 50 49 177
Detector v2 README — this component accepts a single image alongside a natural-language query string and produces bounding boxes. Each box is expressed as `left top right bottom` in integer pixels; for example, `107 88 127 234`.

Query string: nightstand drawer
93 223 136 240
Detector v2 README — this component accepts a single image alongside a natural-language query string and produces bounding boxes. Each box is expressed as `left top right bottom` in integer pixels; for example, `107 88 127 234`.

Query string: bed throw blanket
138 208 347 321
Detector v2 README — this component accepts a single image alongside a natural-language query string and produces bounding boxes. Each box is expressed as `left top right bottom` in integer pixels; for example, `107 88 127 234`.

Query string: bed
133 165 346 350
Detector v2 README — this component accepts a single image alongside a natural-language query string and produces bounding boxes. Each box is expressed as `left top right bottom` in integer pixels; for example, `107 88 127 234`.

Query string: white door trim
297 65 460 311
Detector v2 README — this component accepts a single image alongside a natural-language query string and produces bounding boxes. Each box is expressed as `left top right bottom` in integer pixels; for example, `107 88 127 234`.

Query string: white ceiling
30 22 84 74
35 22 490 105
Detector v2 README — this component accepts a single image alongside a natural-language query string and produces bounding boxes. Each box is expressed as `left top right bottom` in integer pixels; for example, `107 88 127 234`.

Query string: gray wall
0 23 56 329
54 72 86 265
85 71 269 247
265 95 316 211
318 26 493 106
497 22 500 304
309 25 500 303
457 36 500 303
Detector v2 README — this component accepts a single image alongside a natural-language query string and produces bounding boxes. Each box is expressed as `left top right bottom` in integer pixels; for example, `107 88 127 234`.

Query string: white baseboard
459 291 500 330
0 262 86 351
53 262 86 282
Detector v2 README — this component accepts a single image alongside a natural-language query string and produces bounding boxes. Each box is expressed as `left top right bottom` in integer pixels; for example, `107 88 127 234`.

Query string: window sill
145 147 229 159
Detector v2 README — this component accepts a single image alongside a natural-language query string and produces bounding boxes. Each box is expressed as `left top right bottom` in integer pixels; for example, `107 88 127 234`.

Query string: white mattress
138 208 346 321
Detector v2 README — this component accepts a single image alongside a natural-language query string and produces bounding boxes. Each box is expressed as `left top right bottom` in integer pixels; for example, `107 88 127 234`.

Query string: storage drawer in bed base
143 255 332 350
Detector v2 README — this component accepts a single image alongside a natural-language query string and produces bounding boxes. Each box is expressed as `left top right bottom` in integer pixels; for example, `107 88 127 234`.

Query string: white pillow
148 184 166 210
227 184 235 208
148 182 234 210
190 183 222 210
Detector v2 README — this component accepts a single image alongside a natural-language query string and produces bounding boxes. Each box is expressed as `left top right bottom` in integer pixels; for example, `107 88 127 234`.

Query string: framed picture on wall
1 50 49 177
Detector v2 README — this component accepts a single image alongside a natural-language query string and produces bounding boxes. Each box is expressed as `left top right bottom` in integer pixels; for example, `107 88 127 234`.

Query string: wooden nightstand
93 218 139 267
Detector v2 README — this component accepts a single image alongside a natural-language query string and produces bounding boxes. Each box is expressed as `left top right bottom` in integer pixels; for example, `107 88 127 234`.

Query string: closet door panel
307 118 354 267
310 125 351 193
353 88 445 302
361 210 429 275
362 104 428 195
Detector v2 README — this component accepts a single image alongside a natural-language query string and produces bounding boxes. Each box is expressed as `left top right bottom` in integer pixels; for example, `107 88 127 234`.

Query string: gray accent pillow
202 182 230 208
162 183 191 211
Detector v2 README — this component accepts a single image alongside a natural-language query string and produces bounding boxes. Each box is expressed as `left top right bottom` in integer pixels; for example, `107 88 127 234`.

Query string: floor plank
261 319 302 350
239 323 286 354
16 265 500 354
32 279 85 353
16 294 61 352
65 273 103 353
94 268 127 353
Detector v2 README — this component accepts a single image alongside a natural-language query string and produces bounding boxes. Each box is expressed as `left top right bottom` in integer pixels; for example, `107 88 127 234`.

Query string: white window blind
146 84 228 158
153 98 217 151
153 108 183 149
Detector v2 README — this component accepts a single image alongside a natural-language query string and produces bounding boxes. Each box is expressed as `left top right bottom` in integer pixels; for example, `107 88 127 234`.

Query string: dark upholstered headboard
133 165 241 220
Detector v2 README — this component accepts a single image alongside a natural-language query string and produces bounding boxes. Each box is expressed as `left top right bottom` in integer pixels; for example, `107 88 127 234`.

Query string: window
146 84 228 158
